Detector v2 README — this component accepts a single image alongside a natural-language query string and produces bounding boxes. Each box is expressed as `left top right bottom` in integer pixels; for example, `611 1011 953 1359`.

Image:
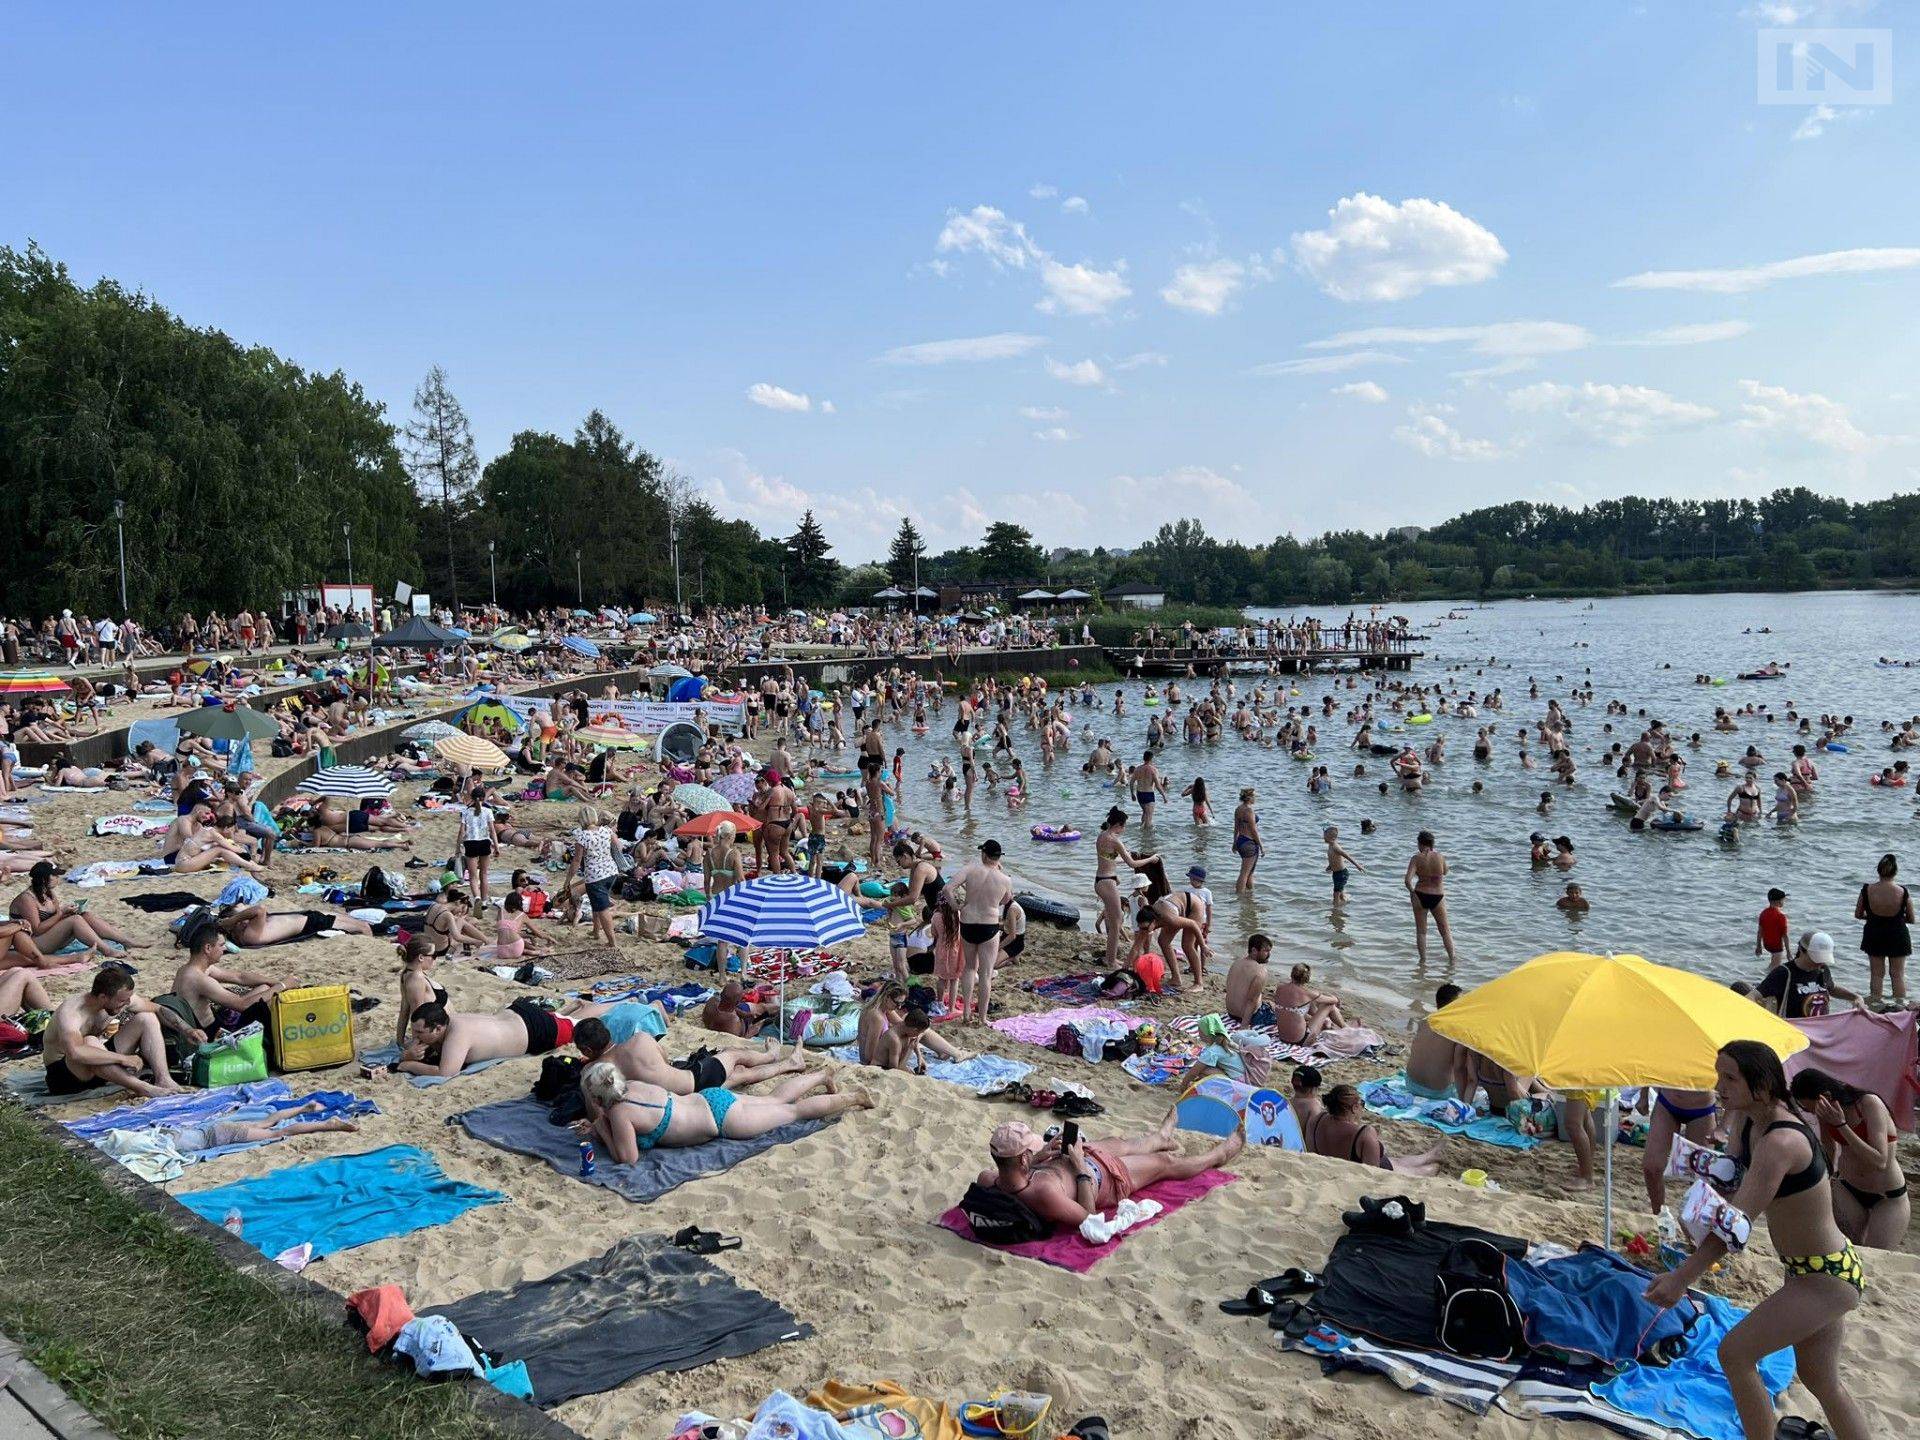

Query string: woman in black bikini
396 935 449 1047
1307 1084 1444 1176
1853 851 1912 1011
1645 1042 1867 1440
1789 1067 1910 1250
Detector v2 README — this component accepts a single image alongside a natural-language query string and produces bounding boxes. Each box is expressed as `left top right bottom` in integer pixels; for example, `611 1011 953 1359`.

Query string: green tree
403 366 478 607
978 521 1044 578
886 517 927 588
785 510 840 605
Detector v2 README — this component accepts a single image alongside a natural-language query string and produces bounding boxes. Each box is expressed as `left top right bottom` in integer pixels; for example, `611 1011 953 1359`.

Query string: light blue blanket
178 1145 506 1259
1360 1073 1542 1150
825 1044 1033 1095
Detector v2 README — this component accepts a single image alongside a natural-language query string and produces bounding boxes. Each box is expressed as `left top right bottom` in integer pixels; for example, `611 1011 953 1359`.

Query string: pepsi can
578 1141 595 1176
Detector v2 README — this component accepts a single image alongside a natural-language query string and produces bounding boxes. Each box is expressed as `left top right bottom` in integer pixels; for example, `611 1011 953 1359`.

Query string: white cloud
745 382 812 413
1249 350 1408 377
1629 320 1753 346
1793 104 1835 141
1046 356 1107 386
1109 466 1264 527
935 203 1129 316
1290 193 1507 302
1161 258 1246 316
1743 3 1807 21
1308 321 1590 357
1019 405 1068 421
1028 183 1058 200
1032 427 1078 442
1393 404 1509 461
1115 351 1169 370
1506 380 1718 447
1038 257 1131 316
936 205 1035 269
878 333 1046 365
1332 380 1390 403
702 450 924 553
1736 379 1900 453
1614 247 1920 294
1452 358 1540 381
1060 195 1089 215
820 400 836 414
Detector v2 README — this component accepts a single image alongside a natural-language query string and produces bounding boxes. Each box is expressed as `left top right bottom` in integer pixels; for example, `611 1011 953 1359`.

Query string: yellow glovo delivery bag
270 985 356 1072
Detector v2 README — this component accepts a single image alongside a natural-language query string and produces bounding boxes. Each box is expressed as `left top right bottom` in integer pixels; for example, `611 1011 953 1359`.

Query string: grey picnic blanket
357 1044 514 1088
426 1233 809 1406
450 1094 823 1203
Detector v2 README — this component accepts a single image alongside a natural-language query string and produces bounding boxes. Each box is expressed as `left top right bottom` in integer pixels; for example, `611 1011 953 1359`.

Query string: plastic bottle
222 1208 244 1237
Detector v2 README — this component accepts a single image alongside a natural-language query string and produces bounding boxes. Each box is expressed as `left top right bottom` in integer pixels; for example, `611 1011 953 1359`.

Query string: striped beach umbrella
434 733 510 771
695 873 865 950
577 724 648 750
297 765 395 799
560 635 601 659
0 670 70 695
672 782 730 815
402 719 462 743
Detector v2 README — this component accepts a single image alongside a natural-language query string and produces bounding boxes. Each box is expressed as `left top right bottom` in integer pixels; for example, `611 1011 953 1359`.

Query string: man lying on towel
574 1004 807 1095
980 1116 1242 1230
396 997 624 1079
579 1060 871 1160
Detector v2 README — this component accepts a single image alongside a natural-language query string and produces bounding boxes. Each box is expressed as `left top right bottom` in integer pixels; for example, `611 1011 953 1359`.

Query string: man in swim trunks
1404 982 1470 1100
171 916 292 1038
1126 750 1166 819
702 978 780 1038
44 965 188 1099
949 838 1015 1020
1225 933 1276 1025
980 1115 1243 1231
397 996 620 1078
574 1006 804 1094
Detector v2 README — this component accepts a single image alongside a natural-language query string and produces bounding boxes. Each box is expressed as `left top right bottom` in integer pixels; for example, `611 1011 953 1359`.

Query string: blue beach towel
824 1044 1032 1095
1504 1247 1696 1367
1360 1073 1541 1150
1597 1292 1795 1440
178 1145 505 1259
63 1080 295 1140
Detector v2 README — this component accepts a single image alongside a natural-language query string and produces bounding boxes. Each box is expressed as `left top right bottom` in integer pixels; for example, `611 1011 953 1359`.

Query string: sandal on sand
669 1225 742 1255
1219 1285 1277 1317
1067 1420 1110 1440
1026 1089 1060 1110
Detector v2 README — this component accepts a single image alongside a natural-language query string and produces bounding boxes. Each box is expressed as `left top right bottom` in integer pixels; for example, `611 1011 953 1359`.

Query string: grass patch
0 1106 528 1440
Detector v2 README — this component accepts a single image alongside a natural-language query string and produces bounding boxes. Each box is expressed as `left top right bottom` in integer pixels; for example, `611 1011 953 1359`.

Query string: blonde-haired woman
704 819 745 971
563 803 622 947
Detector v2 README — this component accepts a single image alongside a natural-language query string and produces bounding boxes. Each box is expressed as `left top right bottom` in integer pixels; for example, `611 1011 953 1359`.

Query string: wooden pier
1104 646 1421 676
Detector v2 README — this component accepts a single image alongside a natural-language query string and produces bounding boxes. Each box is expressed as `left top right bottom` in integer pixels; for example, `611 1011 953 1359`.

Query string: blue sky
6 2 1915 559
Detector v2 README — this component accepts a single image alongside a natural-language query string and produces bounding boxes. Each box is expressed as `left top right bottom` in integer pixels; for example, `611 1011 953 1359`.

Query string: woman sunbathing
159 806 268 875
310 800 406 850
1307 1083 1445 1177
580 1061 870 1161
10 862 144 954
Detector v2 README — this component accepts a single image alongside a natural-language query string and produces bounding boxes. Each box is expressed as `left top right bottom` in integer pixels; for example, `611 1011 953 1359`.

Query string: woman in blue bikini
1642 1086 1717 1211
580 1062 871 1162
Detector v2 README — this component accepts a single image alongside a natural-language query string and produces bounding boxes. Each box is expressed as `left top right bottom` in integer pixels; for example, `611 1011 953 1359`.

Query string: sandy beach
6 710 1918 1439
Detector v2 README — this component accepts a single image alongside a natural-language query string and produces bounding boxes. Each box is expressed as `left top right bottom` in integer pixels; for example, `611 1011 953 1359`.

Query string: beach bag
1052 1024 1083 1056
361 865 403 904
1435 1238 1525 1361
959 1181 1048 1246
269 985 356 1072
191 1023 268 1088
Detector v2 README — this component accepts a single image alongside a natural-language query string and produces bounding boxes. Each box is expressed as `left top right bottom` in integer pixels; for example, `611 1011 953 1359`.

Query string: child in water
1556 882 1589 914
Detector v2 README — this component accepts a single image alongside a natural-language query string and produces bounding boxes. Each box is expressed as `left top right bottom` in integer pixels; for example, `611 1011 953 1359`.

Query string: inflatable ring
1407 714 1433 724
1030 824 1082 842
1825 743 1849 753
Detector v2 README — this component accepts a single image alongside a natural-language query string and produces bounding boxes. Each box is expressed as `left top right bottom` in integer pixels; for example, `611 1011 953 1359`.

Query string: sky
5 2 1916 561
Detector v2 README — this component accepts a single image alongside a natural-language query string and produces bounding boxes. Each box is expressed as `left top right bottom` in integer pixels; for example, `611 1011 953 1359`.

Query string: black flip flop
1268 1266 1322 1295
687 1232 742 1255
1219 1285 1276 1317
1067 1420 1110 1440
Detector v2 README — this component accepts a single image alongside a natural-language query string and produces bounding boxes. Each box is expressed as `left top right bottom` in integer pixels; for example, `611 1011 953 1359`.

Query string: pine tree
784 510 841 605
403 365 479 608
886 517 926 588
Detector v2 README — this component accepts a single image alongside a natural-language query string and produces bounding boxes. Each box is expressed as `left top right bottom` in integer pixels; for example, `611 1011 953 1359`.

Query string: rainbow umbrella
0 670 70 695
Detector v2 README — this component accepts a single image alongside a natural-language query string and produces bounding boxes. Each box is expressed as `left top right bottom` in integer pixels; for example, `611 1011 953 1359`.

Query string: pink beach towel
1788 1008 1919 1131
934 1169 1235 1272
988 1005 1141 1048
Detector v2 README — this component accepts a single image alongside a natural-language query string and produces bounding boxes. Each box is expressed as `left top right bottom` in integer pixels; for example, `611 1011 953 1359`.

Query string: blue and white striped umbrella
297 764 395 800
560 635 601 659
696 874 865 949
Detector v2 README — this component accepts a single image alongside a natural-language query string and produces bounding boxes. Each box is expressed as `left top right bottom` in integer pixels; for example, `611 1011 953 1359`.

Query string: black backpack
1435 1238 1526 1360
959 1181 1047 1245
361 865 401 904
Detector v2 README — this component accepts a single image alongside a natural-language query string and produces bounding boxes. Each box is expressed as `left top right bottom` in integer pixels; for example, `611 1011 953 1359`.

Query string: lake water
885 590 1920 1008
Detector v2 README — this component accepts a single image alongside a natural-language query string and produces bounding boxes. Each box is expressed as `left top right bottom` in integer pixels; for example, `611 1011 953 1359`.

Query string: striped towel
1281 1322 1523 1416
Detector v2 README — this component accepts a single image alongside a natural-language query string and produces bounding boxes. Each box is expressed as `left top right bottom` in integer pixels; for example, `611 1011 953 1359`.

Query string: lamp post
343 521 355 590
488 539 497 609
574 548 583 605
668 512 683 615
912 552 919 616
114 499 128 613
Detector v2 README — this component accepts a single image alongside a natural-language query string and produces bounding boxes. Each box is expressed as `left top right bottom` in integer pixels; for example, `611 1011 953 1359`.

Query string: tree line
6 243 1918 621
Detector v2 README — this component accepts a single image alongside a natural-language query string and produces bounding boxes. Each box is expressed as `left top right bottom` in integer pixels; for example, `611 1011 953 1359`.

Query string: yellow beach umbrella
1430 950 1805 1091
1432 950 1807 1239
434 733 510 771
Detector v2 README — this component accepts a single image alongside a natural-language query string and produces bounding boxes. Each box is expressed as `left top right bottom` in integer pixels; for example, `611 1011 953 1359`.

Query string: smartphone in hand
1063 1120 1080 1148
